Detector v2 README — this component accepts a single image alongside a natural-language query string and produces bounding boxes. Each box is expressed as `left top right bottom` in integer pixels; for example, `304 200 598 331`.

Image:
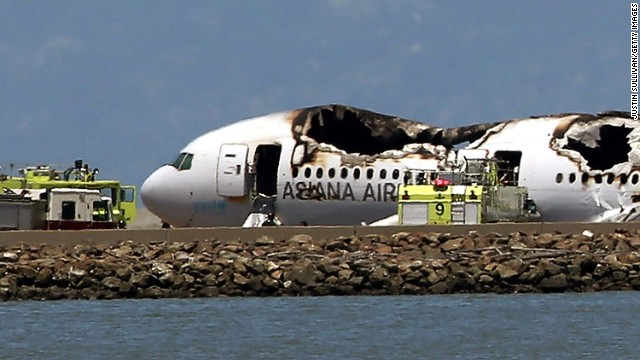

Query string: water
0 292 637 359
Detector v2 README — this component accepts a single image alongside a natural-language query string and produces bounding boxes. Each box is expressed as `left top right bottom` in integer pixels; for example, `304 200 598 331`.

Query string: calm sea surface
0 292 638 359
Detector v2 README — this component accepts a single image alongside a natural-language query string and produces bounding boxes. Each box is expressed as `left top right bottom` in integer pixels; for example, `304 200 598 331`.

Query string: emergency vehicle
0 159 136 228
0 188 117 230
397 150 539 225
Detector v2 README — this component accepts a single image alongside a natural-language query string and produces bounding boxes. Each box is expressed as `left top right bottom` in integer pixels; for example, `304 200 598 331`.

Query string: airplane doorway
494 150 522 185
254 144 281 196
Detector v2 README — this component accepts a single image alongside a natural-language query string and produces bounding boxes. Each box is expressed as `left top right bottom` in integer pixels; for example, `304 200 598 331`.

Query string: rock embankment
1 229 640 301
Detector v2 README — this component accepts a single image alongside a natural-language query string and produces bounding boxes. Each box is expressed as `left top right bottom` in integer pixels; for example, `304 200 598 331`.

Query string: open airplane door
217 144 249 197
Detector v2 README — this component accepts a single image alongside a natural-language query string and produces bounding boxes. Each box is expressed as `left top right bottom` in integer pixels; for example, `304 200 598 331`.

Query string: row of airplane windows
555 172 640 185
293 167 640 185
292 166 402 181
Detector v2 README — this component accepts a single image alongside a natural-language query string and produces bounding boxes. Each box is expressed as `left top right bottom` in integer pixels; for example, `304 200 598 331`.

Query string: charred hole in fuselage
304 108 416 155
562 125 631 171
295 105 503 155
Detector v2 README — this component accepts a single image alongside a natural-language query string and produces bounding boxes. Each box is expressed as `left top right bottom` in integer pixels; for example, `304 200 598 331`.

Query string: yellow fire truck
397 151 539 225
0 159 136 228
0 188 117 230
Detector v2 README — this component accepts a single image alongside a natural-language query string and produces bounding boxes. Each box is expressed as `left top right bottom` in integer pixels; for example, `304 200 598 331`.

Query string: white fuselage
468 117 638 222
141 107 640 226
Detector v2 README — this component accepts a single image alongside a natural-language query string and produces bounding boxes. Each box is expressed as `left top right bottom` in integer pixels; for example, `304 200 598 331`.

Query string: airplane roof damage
289 105 501 155
549 111 638 172
287 104 637 172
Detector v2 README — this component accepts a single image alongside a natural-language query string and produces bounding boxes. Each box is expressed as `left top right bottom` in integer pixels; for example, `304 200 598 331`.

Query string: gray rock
14 265 38 284
496 264 520 281
130 272 155 288
288 234 313 244
198 286 219 297
478 274 494 284
262 276 280 290
102 276 122 290
144 286 166 299
337 269 353 282
539 260 564 276
159 271 177 287
441 238 464 252
368 267 390 285
325 238 351 251
318 260 341 276
348 276 364 287
1 252 18 262
35 267 54 287
255 236 276 246
200 274 218 287
118 282 137 296
233 273 249 286
286 264 318 286
539 274 569 291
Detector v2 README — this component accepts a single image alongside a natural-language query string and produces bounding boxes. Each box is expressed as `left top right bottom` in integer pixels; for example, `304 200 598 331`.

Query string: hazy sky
0 1 629 191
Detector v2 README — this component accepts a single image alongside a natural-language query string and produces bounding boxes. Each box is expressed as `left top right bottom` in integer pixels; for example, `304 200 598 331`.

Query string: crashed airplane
141 104 639 227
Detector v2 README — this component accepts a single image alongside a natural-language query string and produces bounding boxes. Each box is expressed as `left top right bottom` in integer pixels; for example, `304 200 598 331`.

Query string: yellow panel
428 200 451 224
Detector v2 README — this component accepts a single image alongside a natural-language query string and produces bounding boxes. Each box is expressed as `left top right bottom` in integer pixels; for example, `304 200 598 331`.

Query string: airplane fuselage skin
141 105 639 227
142 135 421 227
468 117 634 222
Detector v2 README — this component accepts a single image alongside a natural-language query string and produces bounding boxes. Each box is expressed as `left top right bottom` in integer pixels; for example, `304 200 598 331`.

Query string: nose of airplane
141 166 179 222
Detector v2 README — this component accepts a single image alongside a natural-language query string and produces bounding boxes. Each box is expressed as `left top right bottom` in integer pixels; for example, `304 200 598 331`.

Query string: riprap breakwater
1 229 640 301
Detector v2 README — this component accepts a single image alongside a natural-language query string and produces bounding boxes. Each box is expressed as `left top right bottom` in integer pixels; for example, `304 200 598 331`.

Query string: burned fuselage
468 111 639 221
549 112 639 174
288 104 501 162
281 105 638 222
142 102 639 227
467 110 640 182
282 105 477 205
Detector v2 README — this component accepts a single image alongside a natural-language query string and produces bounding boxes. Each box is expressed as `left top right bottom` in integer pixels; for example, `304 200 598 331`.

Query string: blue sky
0 1 629 191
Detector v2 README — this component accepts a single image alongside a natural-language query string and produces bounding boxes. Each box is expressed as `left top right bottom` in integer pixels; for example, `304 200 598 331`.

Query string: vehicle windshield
93 200 111 221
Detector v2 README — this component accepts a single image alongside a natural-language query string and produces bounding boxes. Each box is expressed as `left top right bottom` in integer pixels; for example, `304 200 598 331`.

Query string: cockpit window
181 154 193 170
170 152 194 171
171 153 185 168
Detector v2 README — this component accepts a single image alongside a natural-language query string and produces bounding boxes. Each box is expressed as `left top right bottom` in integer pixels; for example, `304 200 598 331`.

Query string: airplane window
328 168 336 178
380 169 387 179
606 173 614 184
555 173 563 183
392 169 400 180
171 152 193 171
316 168 323 179
304 167 311 178
171 153 186 168
568 173 576 183
179 154 193 170
292 167 299 178
353 168 361 180
581 173 589 184
621 173 628 184
633 173 639 185
594 174 602 184
366 168 374 179
340 168 349 179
